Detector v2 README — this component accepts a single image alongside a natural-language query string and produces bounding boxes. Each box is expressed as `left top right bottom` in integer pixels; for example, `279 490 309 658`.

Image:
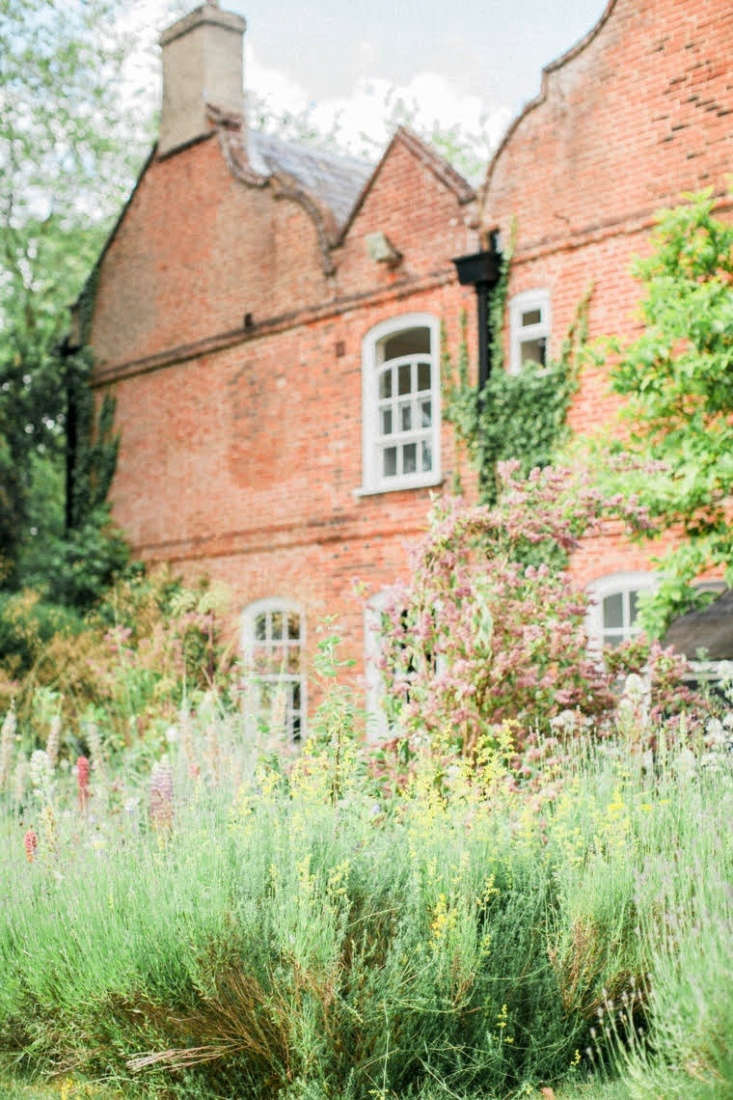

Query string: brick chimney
158 2 246 157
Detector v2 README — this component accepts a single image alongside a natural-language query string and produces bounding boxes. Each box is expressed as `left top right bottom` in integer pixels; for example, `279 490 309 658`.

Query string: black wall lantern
452 232 502 390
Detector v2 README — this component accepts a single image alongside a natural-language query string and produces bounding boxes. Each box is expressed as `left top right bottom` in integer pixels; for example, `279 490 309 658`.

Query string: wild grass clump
0 687 730 1098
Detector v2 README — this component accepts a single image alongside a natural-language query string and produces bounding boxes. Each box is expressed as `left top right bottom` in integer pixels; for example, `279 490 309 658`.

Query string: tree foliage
607 191 733 634
0 0 144 601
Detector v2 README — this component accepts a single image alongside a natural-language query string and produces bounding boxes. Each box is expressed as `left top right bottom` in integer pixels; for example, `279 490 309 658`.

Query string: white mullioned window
585 572 657 649
361 313 441 493
241 598 305 741
509 289 551 374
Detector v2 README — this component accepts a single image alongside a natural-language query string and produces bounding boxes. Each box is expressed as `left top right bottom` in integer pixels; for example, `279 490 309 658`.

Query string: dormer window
509 290 550 374
360 313 441 494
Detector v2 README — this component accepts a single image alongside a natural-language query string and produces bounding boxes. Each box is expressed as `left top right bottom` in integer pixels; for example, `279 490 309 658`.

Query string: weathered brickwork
481 0 733 587
91 111 480 687
89 0 732 713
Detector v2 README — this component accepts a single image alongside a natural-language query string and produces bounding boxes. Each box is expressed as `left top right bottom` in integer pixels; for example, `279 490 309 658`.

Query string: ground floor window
585 572 657 649
242 598 305 741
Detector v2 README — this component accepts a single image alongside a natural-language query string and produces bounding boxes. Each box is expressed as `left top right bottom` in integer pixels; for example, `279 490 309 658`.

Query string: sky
121 0 609 164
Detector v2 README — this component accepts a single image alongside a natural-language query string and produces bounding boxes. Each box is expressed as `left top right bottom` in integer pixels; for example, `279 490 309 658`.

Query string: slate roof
248 130 373 228
663 589 733 661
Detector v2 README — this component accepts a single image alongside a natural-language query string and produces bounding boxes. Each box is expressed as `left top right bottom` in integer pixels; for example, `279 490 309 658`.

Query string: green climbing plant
443 258 589 504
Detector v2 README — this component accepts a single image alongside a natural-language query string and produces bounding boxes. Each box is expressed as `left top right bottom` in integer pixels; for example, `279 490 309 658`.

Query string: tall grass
0 707 731 1098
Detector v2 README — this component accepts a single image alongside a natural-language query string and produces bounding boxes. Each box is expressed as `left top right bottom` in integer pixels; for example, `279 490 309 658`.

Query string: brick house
84 0 732 735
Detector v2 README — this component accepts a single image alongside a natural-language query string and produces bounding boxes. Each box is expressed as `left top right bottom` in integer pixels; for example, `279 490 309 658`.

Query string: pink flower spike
24 828 38 863
77 755 90 809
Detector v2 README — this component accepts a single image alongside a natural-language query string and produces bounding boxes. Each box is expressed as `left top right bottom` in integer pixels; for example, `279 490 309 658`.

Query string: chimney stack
158 2 246 157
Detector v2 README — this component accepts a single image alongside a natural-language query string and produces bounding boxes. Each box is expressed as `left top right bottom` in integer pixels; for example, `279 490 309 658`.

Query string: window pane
398 363 412 395
252 648 270 675
521 308 542 326
381 407 393 435
383 447 397 477
287 612 300 640
420 399 432 427
271 611 283 640
255 614 267 641
519 336 546 367
629 590 639 625
417 361 431 391
400 403 412 431
258 681 274 711
603 593 624 630
403 443 417 474
287 645 300 672
421 440 432 472
291 681 301 710
379 370 392 399
383 327 430 360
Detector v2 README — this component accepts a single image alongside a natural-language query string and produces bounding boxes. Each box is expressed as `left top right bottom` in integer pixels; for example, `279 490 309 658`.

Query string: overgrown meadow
1 475 732 1099
1 658 731 1098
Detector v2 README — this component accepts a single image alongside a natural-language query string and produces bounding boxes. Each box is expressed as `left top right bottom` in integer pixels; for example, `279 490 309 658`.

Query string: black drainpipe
452 232 502 390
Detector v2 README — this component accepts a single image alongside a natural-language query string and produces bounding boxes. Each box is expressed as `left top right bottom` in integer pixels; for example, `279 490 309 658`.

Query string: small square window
509 291 550 375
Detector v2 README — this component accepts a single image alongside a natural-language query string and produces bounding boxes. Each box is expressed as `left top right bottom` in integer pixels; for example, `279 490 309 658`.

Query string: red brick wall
481 0 733 585
92 131 480 690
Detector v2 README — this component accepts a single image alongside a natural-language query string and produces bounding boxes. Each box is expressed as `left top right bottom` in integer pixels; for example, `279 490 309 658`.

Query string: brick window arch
241 598 306 741
360 313 441 493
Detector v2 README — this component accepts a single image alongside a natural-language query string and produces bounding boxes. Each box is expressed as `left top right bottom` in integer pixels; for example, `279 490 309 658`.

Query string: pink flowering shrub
379 463 655 754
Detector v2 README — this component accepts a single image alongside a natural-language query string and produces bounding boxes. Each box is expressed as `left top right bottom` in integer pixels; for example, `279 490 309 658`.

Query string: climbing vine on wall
443 263 591 505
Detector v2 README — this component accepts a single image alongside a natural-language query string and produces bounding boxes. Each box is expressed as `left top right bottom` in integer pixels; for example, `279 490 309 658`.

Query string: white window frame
241 597 306 742
585 572 657 650
364 591 393 742
509 289 551 375
359 313 441 495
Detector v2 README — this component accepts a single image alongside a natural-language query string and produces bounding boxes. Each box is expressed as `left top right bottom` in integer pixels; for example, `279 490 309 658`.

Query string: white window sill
354 475 444 498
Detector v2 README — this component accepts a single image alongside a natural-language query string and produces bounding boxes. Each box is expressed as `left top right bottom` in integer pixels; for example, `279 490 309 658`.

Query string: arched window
360 314 441 493
585 572 657 649
241 598 305 741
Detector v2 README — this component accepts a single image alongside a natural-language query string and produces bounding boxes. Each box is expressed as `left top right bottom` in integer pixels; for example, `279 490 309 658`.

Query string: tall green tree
0 0 147 600
607 191 733 635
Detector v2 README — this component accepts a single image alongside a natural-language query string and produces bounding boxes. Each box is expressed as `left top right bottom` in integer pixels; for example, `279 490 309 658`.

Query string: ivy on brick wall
443 262 591 505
